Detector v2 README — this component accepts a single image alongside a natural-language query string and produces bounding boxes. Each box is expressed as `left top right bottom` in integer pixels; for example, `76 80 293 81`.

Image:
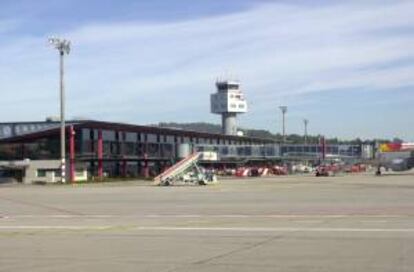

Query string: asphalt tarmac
1 173 414 271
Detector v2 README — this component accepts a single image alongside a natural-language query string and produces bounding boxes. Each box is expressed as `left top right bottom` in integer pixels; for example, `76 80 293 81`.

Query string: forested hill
157 122 222 134
156 122 387 144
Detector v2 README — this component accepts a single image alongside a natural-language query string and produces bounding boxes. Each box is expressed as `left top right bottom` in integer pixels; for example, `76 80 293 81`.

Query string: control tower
211 80 247 135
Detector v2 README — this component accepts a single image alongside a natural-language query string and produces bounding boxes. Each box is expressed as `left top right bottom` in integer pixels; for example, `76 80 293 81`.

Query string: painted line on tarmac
3 214 115 219
134 226 414 232
1 225 414 232
0 225 114 230
4 214 411 219
360 220 389 224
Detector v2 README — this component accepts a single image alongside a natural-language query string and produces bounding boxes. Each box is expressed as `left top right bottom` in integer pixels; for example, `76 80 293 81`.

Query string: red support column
98 130 103 180
162 161 169 173
69 126 76 183
320 136 326 161
143 153 149 178
121 160 127 178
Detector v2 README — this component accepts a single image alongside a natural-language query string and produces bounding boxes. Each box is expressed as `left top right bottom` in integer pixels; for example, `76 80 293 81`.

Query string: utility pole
49 37 71 183
279 106 287 143
303 119 309 144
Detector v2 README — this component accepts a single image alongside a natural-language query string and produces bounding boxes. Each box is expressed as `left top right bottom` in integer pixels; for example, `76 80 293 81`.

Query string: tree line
157 122 395 144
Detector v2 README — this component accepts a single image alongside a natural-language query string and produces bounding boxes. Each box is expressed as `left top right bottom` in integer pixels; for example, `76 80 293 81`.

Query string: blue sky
0 0 413 140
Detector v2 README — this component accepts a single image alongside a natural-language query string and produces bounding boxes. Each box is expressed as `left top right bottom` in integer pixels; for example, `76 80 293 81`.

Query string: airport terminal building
0 120 373 183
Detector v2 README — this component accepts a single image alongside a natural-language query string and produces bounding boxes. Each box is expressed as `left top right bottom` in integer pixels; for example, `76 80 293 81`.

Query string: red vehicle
272 165 287 175
315 165 330 176
315 164 339 177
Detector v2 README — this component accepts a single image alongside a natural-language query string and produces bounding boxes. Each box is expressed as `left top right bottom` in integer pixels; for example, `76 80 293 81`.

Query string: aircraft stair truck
153 152 217 186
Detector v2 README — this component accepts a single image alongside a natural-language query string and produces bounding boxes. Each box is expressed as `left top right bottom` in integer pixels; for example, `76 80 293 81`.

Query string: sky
0 0 413 141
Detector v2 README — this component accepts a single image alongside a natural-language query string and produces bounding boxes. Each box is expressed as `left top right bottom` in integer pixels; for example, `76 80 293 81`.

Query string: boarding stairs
154 152 217 186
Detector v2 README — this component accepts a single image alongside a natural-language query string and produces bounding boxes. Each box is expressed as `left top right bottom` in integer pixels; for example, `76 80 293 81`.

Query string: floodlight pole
279 106 287 143
59 49 66 183
49 38 70 183
304 119 309 144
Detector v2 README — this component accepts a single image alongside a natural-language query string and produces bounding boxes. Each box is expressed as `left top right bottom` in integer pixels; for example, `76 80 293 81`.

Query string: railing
153 152 200 184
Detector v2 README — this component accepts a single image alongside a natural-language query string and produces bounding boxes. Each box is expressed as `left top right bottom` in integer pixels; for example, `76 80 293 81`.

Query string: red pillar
69 126 76 183
320 136 326 161
121 160 127 178
143 153 149 178
98 130 103 179
162 161 169 173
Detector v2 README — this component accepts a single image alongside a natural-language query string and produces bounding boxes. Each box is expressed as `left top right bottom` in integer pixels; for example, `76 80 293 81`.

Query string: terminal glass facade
0 121 370 179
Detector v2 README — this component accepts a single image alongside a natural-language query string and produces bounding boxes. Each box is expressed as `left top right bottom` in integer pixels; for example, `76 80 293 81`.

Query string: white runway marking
0 225 414 232
135 227 414 232
2 214 114 219
2 214 410 219
0 225 113 230
360 220 389 224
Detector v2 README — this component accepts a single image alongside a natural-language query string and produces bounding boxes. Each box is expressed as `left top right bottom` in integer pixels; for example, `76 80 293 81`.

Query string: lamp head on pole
48 37 71 55
279 106 287 114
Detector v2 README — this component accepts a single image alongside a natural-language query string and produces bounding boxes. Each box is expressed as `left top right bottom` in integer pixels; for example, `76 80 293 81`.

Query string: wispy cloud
0 19 20 35
0 0 413 139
